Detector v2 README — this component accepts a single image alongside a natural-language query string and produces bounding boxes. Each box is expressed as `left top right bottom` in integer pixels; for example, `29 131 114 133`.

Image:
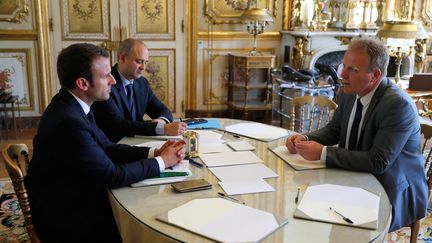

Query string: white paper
209 164 278 182
227 141 256 151
130 160 192 187
194 130 225 145
135 140 165 148
297 184 380 227
135 135 182 140
165 198 280 243
219 179 275 195
199 151 263 167
199 143 232 154
224 123 290 141
271 146 325 170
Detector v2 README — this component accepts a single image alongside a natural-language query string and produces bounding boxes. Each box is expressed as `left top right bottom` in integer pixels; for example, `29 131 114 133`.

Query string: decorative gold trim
198 31 280 40
203 0 277 24
421 0 432 27
0 0 30 24
0 30 38 40
186 0 198 110
35 0 52 110
0 48 35 111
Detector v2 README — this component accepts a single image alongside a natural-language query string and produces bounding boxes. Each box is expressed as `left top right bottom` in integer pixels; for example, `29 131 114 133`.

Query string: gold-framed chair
2 143 40 243
289 95 337 133
410 119 432 243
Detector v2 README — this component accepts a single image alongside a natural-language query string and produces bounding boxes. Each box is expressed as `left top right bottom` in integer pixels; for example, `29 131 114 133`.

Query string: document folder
293 184 380 230
156 198 288 242
270 146 325 170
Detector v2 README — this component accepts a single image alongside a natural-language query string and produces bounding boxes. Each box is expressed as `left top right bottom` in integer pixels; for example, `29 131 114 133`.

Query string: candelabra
241 8 273 56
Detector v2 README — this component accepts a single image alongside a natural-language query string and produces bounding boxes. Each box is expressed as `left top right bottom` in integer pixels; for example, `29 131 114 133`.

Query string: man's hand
294 140 324 161
285 134 306 154
164 122 187 136
160 140 186 168
155 140 176 157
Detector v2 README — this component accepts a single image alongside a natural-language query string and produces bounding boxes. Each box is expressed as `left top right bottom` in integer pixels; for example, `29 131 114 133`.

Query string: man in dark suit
92 38 187 142
286 37 428 232
25 43 185 243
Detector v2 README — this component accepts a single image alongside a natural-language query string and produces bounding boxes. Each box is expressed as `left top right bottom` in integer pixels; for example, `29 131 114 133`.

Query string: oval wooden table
109 118 391 243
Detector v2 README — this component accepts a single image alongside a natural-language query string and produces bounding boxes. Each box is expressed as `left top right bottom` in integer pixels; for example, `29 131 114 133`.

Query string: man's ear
118 53 126 63
372 68 382 83
75 78 90 91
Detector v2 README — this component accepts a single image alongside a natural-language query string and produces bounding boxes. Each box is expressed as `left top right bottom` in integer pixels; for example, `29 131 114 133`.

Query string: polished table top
109 118 391 243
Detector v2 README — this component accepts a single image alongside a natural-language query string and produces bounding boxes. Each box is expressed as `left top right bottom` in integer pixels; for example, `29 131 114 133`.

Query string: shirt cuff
155 156 165 172
320 146 327 162
159 117 170 124
155 122 165 135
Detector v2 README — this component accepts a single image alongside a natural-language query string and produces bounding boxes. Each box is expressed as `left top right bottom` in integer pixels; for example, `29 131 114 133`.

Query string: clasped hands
285 134 323 161
155 140 186 168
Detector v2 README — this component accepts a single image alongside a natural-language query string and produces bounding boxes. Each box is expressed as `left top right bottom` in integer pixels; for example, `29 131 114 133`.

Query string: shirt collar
68 90 90 115
357 82 379 107
117 67 134 87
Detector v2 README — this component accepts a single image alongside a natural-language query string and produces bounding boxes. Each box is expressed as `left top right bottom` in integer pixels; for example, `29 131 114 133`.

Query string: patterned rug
0 177 430 243
0 179 28 242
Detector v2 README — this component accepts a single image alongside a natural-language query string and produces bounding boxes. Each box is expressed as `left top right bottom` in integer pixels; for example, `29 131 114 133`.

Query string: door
49 0 185 118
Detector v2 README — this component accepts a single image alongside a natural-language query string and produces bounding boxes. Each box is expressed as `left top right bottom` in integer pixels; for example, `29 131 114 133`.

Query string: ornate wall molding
0 0 30 24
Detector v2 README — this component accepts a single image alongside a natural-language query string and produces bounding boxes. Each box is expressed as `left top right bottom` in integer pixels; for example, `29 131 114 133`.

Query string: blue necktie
125 83 136 120
349 98 363 150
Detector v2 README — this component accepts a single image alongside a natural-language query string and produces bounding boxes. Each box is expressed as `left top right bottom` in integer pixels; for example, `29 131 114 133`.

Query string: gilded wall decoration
204 0 277 24
0 0 29 24
131 0 174 40
62 0 110 40
0 49 34 110
422 0 432 27
142 49 175 111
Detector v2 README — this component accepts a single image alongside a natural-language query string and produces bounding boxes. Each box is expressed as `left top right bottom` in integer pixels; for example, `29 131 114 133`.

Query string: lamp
377 21 423 85
241 8 273 56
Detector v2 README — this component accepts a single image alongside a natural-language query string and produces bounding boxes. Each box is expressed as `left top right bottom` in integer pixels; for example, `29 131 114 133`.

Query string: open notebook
130 160 192 187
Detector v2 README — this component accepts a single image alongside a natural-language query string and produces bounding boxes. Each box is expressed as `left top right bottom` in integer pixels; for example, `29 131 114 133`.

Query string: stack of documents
157 198 288 242
130 160 192 187
207 162 278 195
294 184 380 229
224 123 290 142
270 146 325 170
200 151 263 167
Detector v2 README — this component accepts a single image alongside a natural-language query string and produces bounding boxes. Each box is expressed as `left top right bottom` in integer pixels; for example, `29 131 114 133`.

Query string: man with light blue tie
92 38 187 142
286 37 428 232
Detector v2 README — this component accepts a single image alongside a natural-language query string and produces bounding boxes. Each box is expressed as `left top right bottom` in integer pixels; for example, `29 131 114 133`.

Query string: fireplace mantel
280 30 415 77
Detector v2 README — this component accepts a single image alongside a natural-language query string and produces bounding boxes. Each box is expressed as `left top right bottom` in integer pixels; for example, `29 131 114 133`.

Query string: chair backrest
2 144 40 243
289 96 337 133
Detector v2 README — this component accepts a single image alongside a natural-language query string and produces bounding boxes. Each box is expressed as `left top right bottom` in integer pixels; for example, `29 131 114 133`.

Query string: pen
188 158 204 168
217 192 245 204
329 207 354 224
159 172 189 178
295 188 300 204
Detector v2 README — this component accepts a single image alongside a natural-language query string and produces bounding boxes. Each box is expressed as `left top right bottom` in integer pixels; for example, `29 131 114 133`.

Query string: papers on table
219 179 275 195
156 198 288 243
270 146 326 170
199 151 263 167
130 160 192 187
135 140 165 148
209 164 278 181
294 184 380 229
224 123 290 142
135 135 182 140
226 140 255 151
199 143 232 154
195 130 225 144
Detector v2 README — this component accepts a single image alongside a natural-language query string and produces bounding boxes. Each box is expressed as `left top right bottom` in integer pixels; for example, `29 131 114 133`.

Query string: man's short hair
348 37 389 77
57 43 109 89
117 38 147 58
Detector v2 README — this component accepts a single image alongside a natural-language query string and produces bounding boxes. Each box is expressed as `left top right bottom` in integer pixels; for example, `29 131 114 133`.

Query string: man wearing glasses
286 37 427 232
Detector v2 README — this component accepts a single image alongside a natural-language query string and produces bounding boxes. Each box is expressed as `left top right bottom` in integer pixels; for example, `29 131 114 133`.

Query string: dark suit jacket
308 78 428 231
92 64 173 142
25 89 161 243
